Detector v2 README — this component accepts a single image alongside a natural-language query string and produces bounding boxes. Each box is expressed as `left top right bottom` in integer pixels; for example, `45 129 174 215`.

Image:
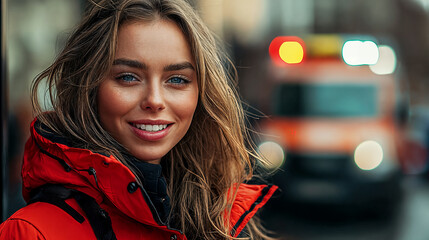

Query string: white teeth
134 124 168 132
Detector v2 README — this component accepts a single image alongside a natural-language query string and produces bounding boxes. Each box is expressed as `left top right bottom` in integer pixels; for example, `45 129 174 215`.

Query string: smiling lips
129 120 173 141
134 123 168 132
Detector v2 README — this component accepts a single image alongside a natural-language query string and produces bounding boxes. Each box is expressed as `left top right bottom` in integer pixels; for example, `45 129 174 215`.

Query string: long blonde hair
31 0 270 239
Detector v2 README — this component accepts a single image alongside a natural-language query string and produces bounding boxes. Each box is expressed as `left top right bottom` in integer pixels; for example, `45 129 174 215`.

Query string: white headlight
257 141 285 170
354 140 384 170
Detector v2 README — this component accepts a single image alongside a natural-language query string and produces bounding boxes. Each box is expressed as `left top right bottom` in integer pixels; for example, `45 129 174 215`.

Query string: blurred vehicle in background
258 35 404 216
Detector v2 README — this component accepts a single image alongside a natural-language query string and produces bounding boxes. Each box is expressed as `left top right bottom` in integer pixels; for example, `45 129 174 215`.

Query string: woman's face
98 19 199 164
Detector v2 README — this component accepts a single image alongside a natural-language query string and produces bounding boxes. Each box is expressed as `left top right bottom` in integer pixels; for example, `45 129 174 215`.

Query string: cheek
175 90 199 123
165 88 199 133
98 81 138 126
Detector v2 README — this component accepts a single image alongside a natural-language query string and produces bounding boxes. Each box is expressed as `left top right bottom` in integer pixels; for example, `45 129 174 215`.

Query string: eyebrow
163 62 195 72
113 59 147 69
113 58 195 72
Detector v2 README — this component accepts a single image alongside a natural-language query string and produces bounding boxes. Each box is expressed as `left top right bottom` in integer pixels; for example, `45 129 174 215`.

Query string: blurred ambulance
258 35 403 214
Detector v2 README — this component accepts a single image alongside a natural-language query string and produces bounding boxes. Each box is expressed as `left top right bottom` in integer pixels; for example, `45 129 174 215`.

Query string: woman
0 0 277 239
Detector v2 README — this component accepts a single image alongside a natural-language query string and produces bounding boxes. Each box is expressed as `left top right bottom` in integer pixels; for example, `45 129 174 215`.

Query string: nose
141 83 165 112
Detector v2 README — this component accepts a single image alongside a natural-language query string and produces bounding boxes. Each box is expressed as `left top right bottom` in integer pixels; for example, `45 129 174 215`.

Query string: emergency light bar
268 35 397 74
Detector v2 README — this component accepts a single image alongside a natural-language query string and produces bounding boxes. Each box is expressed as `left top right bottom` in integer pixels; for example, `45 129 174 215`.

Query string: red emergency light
269 36 306 66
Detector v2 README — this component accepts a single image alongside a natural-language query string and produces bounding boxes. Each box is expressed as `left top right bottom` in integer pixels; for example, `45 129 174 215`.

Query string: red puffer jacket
0 118 277 239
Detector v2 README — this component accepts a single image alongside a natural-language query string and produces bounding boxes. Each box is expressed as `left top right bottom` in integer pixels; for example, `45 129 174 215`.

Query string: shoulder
232 184 278 217
229 184 278 238
0 200 95 240
0 217 45 240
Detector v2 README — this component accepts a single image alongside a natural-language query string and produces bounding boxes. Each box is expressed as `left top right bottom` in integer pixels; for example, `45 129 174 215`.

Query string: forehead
115 19 194 66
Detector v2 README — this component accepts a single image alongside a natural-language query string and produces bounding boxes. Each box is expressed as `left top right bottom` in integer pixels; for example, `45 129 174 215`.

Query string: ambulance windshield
274 83 377 117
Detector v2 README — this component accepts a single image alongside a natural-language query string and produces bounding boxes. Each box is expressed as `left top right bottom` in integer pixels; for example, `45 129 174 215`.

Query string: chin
132 152 165 164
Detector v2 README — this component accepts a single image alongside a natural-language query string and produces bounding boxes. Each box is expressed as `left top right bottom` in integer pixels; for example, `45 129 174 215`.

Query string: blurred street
262 175 429 240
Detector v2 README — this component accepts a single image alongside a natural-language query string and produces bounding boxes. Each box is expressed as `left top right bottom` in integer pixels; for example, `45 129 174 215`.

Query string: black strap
29 184 117 240
29 185 85 223
74 191 117 240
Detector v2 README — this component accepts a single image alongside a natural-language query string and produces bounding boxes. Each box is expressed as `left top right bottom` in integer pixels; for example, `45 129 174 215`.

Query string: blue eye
116 74 137 82
168 77 188 84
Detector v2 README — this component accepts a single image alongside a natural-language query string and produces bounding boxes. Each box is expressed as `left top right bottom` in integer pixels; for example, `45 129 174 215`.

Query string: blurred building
6 0 84 218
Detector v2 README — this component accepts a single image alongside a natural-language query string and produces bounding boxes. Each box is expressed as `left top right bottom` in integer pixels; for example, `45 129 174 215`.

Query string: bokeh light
354 140 384 170
269 36 305 65
369 45 397 75
257 141 285 170
342 40 379 66
279 41 304 64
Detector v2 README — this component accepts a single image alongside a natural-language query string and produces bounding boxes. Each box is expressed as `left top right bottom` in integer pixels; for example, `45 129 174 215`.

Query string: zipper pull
88 167 98 186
